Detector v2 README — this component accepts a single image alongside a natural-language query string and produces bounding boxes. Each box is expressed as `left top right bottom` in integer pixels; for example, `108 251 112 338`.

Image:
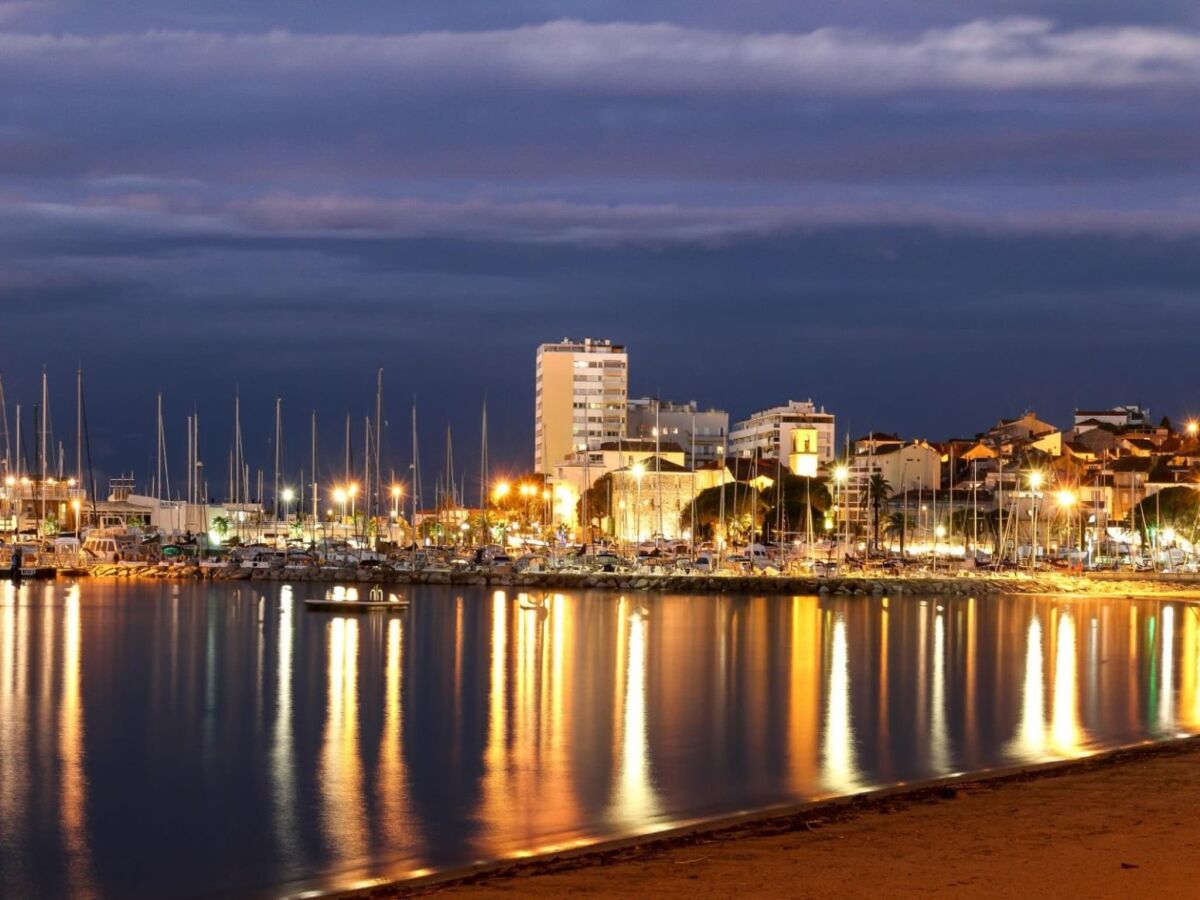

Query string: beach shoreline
342 736 1200 899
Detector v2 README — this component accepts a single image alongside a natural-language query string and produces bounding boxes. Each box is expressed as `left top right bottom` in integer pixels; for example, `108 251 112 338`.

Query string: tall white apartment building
535 338 628 475
728 399 836 464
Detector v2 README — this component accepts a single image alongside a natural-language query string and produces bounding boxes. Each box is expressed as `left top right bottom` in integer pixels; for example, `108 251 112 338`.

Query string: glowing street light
493 480 511 501
280 487 295 523
390 484 404 519
1188 421 1199 437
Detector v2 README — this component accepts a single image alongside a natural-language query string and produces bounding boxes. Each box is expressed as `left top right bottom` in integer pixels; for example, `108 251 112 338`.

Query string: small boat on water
304 585 409 613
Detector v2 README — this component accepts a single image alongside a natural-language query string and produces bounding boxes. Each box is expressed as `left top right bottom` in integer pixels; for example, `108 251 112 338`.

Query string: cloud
2 17 1200 95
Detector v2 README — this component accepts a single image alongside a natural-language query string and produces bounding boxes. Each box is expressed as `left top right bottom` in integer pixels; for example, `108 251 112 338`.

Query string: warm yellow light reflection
59 586 96 896
319 617 365 863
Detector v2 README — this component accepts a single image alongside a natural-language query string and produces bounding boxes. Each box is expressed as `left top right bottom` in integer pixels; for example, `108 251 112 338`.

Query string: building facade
626 398 729 465
728 400 835 464
535 338 628 475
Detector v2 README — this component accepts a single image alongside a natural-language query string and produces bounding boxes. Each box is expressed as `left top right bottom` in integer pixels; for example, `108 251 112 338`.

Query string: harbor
1 579 1199 899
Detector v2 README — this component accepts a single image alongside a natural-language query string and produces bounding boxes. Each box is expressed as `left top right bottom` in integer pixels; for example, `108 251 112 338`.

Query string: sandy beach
376 739 1200 899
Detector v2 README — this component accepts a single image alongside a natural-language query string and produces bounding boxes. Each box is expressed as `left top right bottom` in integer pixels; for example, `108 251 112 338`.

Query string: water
1 580 1198 898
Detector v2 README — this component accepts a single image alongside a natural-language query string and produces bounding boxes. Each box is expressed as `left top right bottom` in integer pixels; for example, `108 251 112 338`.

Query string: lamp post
333 487 347 524
72 499 81 540
281 488 294 522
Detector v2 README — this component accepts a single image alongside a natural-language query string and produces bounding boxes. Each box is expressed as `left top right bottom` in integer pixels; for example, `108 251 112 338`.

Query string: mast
234 390 243 538
363 415 371 544
40 368 48 484
410 401 420 552
311 411 318 525
655 398 662 543
374 368 383 522
690 413 697 557
344 413 351 486
273 396 282 523
479 399 488 543
155 391 170 502
75 368 82 488
0 374 9 479
40 369 48 528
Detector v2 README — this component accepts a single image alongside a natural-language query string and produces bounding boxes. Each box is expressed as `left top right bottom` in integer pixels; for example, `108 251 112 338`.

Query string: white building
729 400 835 464
535 338 628 475
626 398 729 465
1073 405 1151 434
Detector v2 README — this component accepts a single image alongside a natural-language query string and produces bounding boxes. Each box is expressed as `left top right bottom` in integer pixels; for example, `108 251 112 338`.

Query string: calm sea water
0 580 1196 898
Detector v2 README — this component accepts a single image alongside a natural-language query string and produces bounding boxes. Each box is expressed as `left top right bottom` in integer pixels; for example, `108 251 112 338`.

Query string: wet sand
374 738 1200 899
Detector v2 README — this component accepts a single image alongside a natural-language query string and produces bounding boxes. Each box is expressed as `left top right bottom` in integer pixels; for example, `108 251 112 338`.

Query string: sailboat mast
311 411 318 525
0 374 10 480
479 399 488 542
374 368 383 522
75 368 82 488
156 391 164 501
410 401 420 547
273 396 282 522
40 369 48 485
363 415 371 543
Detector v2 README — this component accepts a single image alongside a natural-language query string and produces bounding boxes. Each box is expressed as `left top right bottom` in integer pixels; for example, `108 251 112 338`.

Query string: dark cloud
1 4 1198 483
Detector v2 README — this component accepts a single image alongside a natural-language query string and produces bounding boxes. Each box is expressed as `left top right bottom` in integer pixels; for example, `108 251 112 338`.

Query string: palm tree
864 473 892 552
884 510 913 555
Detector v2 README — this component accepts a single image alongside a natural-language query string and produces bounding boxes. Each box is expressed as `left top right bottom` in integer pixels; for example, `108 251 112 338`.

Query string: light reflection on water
0 581 1198 898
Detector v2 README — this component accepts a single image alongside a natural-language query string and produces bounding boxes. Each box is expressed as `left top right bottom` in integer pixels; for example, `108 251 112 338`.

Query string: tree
682 481 764 545
760 474 831 542
862 473 892 551
1133 486 1200 547
884 511 913 554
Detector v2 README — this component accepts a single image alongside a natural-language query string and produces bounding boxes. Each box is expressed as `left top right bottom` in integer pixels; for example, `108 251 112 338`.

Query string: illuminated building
535 338 627 476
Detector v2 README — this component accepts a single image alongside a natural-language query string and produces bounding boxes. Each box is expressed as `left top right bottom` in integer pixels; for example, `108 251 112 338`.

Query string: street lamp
280 488 294 524
333 487 347 521
71 499 82 539
390 484 403 517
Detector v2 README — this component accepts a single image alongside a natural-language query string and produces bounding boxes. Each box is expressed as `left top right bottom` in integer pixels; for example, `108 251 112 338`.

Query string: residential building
626 398 729 465
1073 405 1151 433
534 338 628 475
728 400 835 464
844 440 942 531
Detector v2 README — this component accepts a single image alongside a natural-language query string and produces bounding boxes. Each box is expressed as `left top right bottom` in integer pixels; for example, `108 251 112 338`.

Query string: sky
2 1 1200 497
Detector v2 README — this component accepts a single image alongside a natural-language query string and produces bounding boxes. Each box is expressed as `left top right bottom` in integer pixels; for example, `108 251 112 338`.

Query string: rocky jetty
80 563 1200 598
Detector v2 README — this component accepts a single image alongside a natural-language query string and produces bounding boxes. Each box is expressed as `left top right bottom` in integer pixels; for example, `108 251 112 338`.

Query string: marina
1 579 1198 898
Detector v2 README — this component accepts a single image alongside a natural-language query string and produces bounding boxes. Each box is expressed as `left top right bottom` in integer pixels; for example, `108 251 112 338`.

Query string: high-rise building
626 398 729 466
535 338 628 475
728 399 836 464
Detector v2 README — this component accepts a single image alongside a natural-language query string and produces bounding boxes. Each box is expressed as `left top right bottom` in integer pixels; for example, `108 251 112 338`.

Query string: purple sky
2 1 1199 493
